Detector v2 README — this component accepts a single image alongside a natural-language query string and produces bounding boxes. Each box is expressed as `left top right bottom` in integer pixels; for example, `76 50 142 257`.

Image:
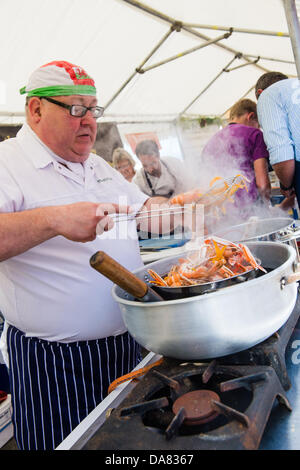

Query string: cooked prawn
148 237 265 288
169 174 250 218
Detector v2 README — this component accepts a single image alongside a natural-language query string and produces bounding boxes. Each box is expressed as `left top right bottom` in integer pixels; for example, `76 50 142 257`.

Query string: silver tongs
112 176 246 223
111 205 199 223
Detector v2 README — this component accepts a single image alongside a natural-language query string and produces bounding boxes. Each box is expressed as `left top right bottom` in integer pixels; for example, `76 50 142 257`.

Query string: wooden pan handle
90 251 148 299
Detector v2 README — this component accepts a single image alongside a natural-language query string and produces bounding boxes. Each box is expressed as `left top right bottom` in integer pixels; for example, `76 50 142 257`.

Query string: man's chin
67 147 93 163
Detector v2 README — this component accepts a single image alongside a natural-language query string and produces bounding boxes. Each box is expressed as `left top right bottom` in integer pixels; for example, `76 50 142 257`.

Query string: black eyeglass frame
40 96 104 118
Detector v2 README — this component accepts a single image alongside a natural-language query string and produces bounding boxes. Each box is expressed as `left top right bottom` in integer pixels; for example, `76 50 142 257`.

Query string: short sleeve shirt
201 123 269 203
0 124 148 342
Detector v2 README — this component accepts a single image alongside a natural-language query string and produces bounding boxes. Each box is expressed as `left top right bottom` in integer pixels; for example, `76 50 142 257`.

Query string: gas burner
80 296 300 451
172 390 221 426
84 363 291 450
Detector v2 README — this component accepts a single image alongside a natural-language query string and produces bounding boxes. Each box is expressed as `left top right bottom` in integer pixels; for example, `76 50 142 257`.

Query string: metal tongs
111 175 247 223
195 175 249 207
111 205 197 224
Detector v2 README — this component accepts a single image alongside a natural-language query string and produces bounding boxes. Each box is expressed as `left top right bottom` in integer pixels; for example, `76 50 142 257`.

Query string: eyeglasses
116 162 132 171
41 96 104 118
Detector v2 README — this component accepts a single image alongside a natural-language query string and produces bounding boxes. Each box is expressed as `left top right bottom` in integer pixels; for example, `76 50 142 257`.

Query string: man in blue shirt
255 72 300 206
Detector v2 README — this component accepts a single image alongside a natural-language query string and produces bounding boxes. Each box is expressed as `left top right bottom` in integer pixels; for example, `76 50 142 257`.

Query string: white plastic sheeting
0 0 298 123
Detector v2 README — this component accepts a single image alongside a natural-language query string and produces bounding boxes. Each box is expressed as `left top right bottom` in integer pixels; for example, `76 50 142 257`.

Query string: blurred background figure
112 147 136 182
201 99 271 211
134 139 190 198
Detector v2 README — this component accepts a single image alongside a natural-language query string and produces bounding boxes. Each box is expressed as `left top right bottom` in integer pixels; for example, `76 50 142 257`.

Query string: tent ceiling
0 0 299 123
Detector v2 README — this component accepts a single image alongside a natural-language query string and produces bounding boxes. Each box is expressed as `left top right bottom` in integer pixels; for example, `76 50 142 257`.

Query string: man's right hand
51 202 131 242
0 202 132 262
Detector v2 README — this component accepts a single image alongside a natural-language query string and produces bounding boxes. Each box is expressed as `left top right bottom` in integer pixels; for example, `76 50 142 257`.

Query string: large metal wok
111 241 300 360
212 216 300 245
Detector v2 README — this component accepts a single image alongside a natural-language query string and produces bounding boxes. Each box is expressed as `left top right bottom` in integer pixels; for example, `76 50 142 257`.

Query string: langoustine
169 174 250 214
148 237 266 288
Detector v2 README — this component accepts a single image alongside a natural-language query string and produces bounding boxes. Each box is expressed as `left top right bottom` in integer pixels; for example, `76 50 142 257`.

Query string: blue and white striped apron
7 325 141 450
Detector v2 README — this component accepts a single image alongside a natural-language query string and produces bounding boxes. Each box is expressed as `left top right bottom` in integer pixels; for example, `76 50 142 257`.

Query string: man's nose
81 110 96 124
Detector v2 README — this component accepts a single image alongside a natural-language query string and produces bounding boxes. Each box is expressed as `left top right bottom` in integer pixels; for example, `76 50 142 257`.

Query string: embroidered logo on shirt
96 177 113 183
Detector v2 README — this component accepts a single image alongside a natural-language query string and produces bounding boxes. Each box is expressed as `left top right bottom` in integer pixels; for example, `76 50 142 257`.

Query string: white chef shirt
0 123 148 342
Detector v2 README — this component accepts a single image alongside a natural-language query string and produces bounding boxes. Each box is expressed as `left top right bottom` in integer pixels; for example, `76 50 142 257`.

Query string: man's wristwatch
280 182 294 191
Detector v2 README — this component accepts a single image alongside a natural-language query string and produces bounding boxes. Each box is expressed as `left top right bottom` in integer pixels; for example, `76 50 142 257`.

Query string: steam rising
193 136 294 237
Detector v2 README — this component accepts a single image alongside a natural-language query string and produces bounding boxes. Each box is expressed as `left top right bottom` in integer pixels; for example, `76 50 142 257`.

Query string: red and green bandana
20 60 96 97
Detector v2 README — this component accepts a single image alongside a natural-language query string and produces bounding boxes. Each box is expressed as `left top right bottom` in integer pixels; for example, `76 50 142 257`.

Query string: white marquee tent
1 0 300 160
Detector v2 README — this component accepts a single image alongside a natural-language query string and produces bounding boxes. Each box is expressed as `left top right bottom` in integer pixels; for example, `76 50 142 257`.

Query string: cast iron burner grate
83 362 291 450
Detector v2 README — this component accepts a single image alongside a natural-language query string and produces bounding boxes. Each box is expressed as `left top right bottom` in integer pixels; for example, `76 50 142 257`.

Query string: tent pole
121 0 177 24
104 26 174 110
181 24 269 73
181 23 289 38
243 54 294 65
224 57 260 72
122 0 270 74
142 31 232 73
282 0 300 78
179 56 238 116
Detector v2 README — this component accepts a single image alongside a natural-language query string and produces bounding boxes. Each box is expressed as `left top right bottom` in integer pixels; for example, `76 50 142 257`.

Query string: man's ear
256 88 263 99
27 97 42 122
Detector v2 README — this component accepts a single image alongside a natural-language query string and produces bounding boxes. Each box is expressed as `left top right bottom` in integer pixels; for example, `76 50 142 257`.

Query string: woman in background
112 147 136 182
